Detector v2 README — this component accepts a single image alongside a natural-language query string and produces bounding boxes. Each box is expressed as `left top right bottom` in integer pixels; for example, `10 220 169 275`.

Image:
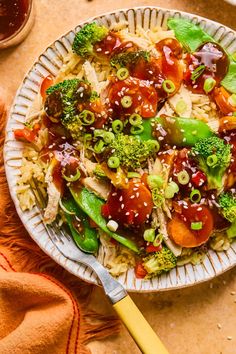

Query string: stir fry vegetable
14 19 236 279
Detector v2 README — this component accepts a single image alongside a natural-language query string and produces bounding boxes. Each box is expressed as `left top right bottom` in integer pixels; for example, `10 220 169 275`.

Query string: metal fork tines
30 178 127 304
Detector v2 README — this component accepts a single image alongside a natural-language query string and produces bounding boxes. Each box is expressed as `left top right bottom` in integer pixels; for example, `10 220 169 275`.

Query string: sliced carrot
167 215 211 248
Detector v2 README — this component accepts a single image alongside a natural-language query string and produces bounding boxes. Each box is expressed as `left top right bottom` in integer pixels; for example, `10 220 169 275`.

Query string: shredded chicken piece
44 181 61 224
83 60 100 93
148 157 162 175
82 177 111 200
155 208 182 256
82 157 97 176
43 159 61 224
157 101 174 117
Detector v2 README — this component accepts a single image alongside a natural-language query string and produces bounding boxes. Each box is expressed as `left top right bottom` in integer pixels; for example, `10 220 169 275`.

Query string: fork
30 179 169 354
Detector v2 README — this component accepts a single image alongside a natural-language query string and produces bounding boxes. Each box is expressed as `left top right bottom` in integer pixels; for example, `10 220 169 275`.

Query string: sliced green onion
62 168 81 182
146 139 160 152
108 156 120 168
206 154 218 167
177 170 190 185
130 125 144 135
127 172 140 178
164 181 179 199
103 131 115 144
94 129 105 138
191 65 206 82
152 189 164 207
176 99 187 115
117 67 129 80
162 79 176 94
112 119 123 133
79 110 95 125
94 139 105 154
143 228 156 242
84 133 92 141
129 113 142 126
190 189 201 203
121 95 132 108
147 175 163 189
228 94 236 108
191 221 203 230
153 233 163 247
203 77 216 93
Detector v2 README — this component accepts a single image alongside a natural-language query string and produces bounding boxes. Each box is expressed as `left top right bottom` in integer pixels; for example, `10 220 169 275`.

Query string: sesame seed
112 192 117 196
130 195 135 199
119 196 123 202
135 213 139 217
121 203 125 209
217 323 222 329
227 336 232 341
136 192 140 198
144 202 148 207
230 291 236 295
125 212 130 216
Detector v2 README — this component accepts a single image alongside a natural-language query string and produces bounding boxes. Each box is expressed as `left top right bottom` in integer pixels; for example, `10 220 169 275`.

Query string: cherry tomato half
40 75 53 100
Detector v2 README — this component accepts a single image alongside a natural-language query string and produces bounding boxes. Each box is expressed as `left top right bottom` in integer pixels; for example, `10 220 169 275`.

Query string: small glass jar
0 0 35 50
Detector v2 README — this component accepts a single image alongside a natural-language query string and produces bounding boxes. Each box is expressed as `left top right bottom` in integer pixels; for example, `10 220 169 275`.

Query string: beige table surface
1 1 236 353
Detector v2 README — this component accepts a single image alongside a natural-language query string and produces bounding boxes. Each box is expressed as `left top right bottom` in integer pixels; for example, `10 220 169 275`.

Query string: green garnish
121 95 132 108
117 67 129 80
129 113 142 126
203 77 216 93
191 221 203 230
177 170 190 185
190 189 201 203
162 79 176 93
191 65 206 82
108 156 120 169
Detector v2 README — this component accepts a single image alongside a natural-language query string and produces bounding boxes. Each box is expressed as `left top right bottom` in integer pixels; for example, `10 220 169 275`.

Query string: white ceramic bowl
4 6 236 292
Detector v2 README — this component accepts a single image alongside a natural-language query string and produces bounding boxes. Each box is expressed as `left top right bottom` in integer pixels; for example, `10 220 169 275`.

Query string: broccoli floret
44 79 97 140
72 22 109 57
110 50 150 68
218 192 236 239
109 134 159 170
142 247 177 277
191 136 231 190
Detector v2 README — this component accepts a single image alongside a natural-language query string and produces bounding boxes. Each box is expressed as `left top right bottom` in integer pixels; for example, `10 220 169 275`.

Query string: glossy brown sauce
184 42 229 93
0 0 29 41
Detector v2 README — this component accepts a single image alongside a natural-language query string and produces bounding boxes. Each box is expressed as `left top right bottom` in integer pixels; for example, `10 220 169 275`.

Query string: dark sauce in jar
0 0 29 41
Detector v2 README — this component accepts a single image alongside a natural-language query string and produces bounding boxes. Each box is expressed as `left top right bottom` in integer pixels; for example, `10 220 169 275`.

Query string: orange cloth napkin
0 98 119 353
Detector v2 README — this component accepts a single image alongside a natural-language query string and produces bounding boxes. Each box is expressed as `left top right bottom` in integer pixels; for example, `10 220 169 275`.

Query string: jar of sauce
0 0 34 49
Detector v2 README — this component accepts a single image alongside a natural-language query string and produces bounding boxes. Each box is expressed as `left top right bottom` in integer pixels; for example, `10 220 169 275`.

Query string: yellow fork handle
113 295 169 354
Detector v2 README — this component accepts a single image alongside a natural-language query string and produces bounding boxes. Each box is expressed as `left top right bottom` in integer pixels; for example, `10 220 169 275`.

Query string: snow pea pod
62 198 99 253
70 187 139 253
155 116 214 146
137 116 213 146
137 118 154 141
